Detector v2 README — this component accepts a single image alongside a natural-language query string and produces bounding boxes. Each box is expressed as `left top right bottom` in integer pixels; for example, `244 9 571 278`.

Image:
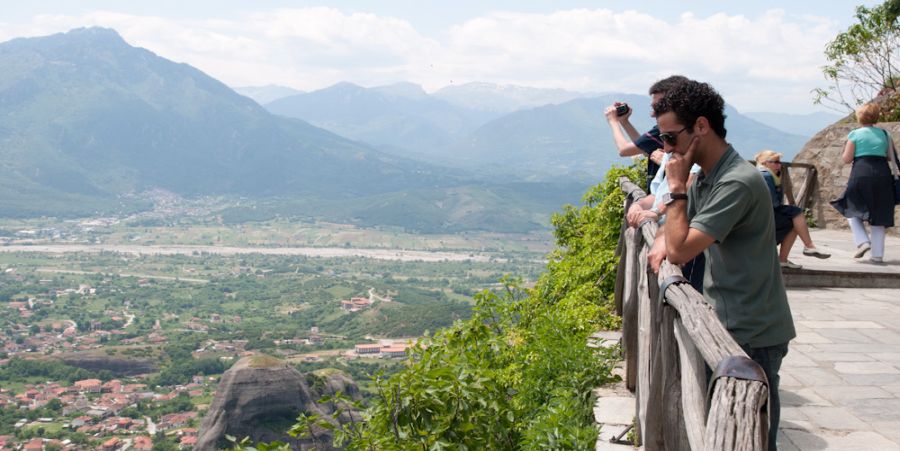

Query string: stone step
591 330 640 450
589 330 622 349
782 267 900 289
594 385 641 450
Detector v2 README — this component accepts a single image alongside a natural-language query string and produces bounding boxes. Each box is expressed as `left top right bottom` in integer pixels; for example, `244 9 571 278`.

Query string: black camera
615 103 630 116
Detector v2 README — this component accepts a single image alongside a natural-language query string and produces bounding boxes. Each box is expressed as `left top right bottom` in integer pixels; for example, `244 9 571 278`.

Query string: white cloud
0 7 841 112
434 9 838 111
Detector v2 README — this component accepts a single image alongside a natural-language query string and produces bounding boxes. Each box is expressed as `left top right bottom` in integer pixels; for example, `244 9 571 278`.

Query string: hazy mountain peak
372 82 427 100
324 81 365 92
2 26 130 55
234 84 304 104
44 26 127 45
433 82 590 113
445 81 566 93
64 26 124 40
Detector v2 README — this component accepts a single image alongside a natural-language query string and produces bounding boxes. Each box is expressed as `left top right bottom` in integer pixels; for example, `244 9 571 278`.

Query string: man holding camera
604 75 689 190
606 75 705 292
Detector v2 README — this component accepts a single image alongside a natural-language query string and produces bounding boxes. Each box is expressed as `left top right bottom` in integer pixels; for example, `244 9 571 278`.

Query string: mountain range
0 28 450 198
0 28 586 231
256 82 840 146
266 82 496 161
432 82 592 114
264 84 813 179
0 27 838 232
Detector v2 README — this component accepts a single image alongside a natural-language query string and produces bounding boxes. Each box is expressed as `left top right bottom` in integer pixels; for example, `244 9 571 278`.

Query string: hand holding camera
604 102 631 122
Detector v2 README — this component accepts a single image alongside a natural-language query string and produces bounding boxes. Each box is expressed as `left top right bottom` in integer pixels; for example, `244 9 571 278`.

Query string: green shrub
349 163 643 450
229 162 645 450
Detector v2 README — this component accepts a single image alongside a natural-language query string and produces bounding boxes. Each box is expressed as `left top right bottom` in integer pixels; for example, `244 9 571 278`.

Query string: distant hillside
0 27 809 231
0 28 586 232
442 95 647 178
263 81 810 179
217 181 588 233
265 82 496 159
443 96 810 178
433 82 591 114
743 111 845 139
722 107 812 159
0 28 452 206
234 85 304 104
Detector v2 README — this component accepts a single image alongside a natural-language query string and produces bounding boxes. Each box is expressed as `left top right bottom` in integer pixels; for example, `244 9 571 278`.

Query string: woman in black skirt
831 102 898 263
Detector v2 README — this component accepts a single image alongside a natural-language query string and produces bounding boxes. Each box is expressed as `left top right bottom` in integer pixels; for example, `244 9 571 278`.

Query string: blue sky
0 1 882 113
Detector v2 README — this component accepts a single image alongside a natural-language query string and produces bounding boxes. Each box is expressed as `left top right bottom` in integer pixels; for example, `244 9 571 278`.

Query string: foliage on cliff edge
229 163 644 450
346 164 643 450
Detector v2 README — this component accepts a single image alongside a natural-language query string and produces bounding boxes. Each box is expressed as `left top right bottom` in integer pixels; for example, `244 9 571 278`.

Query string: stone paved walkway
595 229 900 450
783 229 900 274
779 229 900 450
779 286 900 450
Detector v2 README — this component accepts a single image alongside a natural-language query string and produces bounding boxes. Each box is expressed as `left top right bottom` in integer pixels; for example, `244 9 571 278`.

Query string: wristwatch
661 192 688 206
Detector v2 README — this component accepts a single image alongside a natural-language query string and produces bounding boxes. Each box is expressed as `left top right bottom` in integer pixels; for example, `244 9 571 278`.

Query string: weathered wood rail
771 162 817 212
614 176 774 451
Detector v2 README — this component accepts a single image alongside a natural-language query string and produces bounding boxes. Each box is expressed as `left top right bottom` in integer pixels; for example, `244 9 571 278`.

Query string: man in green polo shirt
651 80 795 451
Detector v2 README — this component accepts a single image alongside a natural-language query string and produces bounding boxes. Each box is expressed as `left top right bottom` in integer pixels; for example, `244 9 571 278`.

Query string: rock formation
195 355 361 450
792 119 900 234
306 368 364 425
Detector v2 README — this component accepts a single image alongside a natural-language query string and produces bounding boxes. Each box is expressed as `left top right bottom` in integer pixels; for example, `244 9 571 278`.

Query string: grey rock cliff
195 355 360 450
306 369 364 425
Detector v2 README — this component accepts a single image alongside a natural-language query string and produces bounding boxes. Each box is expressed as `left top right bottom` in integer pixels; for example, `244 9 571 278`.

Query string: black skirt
774 204 803 244
830 156 895 227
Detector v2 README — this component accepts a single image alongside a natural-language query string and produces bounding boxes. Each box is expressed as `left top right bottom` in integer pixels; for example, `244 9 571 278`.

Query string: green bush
229 162 645 450
0 358 112 384
349 164 643 450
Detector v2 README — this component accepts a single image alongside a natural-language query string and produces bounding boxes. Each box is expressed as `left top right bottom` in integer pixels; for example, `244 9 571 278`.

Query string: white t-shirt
650 153 701 224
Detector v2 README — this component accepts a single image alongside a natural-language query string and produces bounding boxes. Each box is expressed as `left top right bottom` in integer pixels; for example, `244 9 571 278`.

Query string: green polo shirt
687 146 796 348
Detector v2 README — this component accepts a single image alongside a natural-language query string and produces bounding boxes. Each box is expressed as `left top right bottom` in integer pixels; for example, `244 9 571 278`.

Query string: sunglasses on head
659 127 689 146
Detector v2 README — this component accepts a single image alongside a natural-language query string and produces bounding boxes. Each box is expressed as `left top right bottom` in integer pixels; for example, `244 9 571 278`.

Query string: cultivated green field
0 217 555 254
0 220 549 366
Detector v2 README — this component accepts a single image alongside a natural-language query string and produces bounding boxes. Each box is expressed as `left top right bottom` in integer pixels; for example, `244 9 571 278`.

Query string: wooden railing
769 161 817 211
614 177 771 451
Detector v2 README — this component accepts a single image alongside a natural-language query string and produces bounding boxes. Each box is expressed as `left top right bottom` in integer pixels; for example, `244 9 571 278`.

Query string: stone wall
792 120 900 234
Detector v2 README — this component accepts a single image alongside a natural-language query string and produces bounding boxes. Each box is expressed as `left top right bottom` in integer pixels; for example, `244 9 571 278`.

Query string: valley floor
0 243 498 263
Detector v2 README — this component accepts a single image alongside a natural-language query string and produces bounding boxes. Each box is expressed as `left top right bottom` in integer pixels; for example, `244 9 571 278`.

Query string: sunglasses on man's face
659 127 689 146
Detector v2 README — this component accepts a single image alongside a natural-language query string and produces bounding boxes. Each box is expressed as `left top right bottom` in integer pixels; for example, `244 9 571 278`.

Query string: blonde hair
856 103 881 125
754 149 783 168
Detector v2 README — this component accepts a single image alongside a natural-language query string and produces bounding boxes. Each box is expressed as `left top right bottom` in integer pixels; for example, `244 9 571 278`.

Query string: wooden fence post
622 227 642 392
674 318 709 450
637 239 663 448
660 304 691 449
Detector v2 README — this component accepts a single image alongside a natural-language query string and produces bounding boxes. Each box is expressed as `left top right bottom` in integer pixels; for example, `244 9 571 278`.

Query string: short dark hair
648 75 691 96
653 80 727 138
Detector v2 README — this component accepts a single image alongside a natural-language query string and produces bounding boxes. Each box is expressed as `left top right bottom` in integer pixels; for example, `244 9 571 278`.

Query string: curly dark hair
653 80 727 138
648 75 691 96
